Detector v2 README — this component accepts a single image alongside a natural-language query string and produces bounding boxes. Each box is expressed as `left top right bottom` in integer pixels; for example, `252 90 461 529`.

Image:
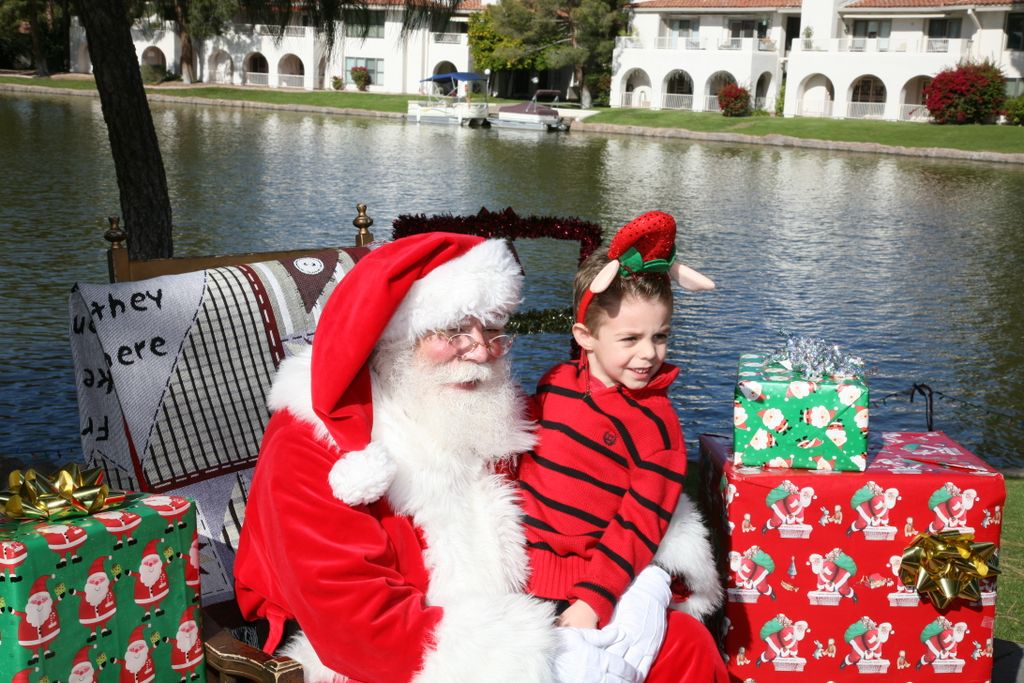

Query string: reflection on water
1 92 1023 468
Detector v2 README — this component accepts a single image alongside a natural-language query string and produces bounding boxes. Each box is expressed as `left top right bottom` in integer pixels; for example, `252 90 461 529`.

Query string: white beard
26 595 53 627
84 577 109 606
69 664 95 683
138 557 162 587
176 623 198 652
372 345 530 467
369 344 536 603
124 643 149 673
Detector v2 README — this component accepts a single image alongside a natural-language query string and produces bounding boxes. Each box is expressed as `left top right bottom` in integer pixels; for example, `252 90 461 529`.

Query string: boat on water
489 90 570 132
407 72 490 127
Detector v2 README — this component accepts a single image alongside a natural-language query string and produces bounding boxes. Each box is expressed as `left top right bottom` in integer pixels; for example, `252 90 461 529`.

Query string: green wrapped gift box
733 353 870 471
0 493 203 682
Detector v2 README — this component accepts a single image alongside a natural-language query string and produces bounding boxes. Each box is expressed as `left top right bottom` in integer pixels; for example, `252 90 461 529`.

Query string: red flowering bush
718 83 751 117
923 61 1006 124
350 65 371 91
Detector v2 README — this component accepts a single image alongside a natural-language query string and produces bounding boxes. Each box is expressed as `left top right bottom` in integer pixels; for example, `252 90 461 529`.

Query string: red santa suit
77 557 117 638
169 608 204 679
119 626 156 683
35 522 88 566
133 540 169 615
16 576 61 661
234 234 727 683
0 539 27 580
92 509 142 549
140 495 191 532
183 532 200 596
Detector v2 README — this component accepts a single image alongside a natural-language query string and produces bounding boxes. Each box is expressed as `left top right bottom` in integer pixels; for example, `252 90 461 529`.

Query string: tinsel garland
765 334 865 381
391 207 603 265
393 208 602 335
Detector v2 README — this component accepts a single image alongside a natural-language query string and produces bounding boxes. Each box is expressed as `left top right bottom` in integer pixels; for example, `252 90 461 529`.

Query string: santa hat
576 211 714 325
129 625 146 645
73 645 93 669
311 232 523 505
88 556 106 578
11 670 31 683
29 575 49 598
142 539 159 559
179 606 196 626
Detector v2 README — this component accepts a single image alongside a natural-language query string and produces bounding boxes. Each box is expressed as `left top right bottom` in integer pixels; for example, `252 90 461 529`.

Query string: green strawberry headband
575 211 715 324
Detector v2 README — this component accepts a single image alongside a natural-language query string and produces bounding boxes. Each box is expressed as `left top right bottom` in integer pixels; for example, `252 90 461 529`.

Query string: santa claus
131 540 169 620
166 607 204 681
117 625 156 683
68 645 99 683
73 556 117 641
178 531 201 602
15 575 61 665
34 521 88 568
140 495 191 533
92 508 143 549
0 539 27 581
234 233 727 683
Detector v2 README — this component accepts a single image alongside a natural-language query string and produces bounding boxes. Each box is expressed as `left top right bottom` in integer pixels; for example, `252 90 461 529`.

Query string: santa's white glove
553 626 642 683
604 565 672 680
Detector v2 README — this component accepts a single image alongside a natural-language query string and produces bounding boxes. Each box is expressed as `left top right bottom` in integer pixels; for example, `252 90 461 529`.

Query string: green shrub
140 63 168 84
350 66 371 91
1005 95 1024 125
332 76 345 91
718 83 750 117
923 60 1006 124
775 83 786 116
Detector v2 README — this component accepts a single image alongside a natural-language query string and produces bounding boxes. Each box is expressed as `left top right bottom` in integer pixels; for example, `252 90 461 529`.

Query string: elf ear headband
576 211 715 325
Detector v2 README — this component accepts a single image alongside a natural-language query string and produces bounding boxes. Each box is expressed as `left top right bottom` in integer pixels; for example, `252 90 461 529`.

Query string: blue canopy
421 72 487 83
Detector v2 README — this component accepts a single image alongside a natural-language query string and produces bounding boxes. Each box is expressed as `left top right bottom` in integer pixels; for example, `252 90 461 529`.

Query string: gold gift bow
0 464 126 521
899 530 1000 609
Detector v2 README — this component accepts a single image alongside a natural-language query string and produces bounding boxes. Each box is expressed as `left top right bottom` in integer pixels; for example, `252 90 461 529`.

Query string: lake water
2 91 1023 470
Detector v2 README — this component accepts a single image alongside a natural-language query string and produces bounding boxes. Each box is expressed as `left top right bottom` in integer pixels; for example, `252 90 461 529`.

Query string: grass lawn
997 478 1024 642
584 108 1024 154
3 74 1022 155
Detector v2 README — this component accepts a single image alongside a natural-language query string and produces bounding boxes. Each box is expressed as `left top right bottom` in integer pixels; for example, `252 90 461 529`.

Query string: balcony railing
620 91 652 108
719 38 742 50
278 74 305 88
794 36 971 55
705 95 721 112
846 101 885 119
662 93 694 110
799 99 833 117
617 36 644 49
246 71 269 86
655 36 702 50
841 37 890 52
255 24 309 38
900 103 931 122
433 32 463 44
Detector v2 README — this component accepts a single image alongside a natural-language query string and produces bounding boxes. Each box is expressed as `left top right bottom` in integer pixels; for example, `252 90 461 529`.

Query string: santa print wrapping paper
733 353 870 471
0 493 204 683
699 432 1004 683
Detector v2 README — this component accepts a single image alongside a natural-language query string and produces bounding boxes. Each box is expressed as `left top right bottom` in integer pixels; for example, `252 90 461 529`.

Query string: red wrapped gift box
699 432 1004 682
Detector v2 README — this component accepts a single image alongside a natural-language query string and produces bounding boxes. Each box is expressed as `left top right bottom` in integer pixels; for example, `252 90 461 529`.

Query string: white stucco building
71 0 485 94
611 0 1024 120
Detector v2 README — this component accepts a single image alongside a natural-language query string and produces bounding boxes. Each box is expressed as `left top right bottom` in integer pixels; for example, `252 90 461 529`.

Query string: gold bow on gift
899 530 1000 609
0 464 126 521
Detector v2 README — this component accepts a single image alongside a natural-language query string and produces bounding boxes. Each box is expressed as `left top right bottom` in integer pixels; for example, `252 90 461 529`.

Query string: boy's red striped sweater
518 360 687 626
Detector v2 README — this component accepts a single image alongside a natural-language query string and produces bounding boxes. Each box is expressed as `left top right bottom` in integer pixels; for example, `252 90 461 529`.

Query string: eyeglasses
432 330 515 358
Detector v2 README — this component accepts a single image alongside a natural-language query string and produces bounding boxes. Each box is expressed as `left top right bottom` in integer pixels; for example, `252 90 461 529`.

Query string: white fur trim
328 442 396 506
653 493 724 620
413 595 556 683
278 634 348 683
383 240 522 343
266 347 334 444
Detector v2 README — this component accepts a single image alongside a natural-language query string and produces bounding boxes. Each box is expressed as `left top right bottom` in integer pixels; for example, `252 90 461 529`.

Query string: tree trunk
27 0 50 76
74 0 174 259
174 2 195 84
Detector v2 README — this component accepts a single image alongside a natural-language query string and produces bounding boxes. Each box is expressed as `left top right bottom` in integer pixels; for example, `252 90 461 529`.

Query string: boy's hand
558 599 599 629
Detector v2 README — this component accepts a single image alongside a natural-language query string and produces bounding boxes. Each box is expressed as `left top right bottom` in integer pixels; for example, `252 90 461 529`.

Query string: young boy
517 210 715 632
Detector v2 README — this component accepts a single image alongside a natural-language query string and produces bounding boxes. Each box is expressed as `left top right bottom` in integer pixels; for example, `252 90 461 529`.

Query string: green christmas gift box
733 346 869 471
0 473 204 683
699 432 1003 683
